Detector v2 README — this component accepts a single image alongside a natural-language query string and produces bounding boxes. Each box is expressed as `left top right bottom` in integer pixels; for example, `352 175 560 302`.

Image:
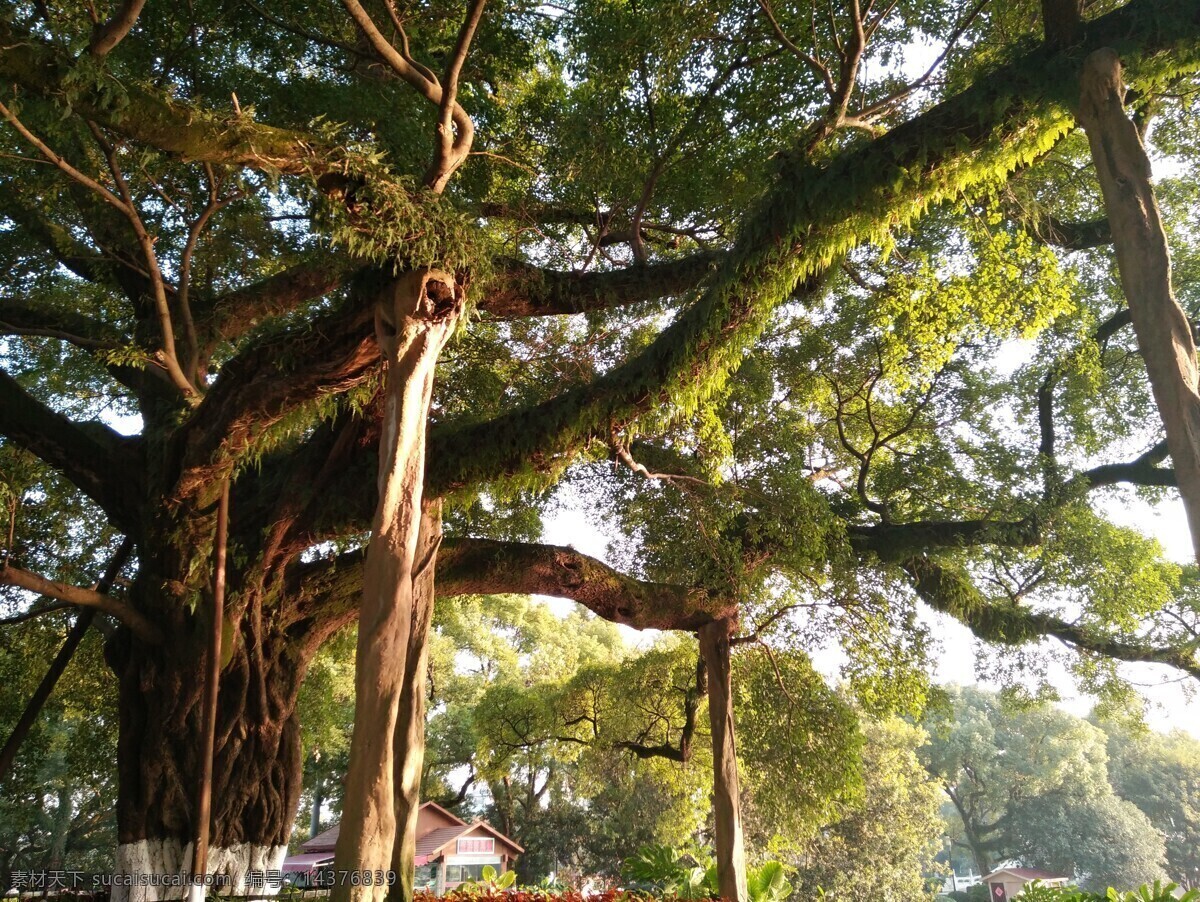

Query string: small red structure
282 801 523 893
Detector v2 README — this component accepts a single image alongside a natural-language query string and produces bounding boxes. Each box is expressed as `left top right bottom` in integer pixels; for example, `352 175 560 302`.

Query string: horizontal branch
437 537 735 629
0 563 162 643
291 537 735 634
481 252 721 319
0 298 123 351
903 555 1200 679
0 369 141 533
849 517 1041 561
1082 440 1175 488
205 260 360 341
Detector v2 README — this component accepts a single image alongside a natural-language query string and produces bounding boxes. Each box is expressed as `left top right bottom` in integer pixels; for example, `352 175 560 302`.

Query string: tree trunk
106 619 307 902
311 777 324 839
946 788 993 878
1076 48 1200 565
389 498 440 902
332 270 463 902
698 620 748 902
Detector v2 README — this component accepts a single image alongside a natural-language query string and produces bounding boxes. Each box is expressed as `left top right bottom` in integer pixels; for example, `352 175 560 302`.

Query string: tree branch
481 252 721 319
88 0 147 59
848 517 1041 561
1082 440 1174 488
903 555 1200 679
427 0 487 191
291 537 735 634
0 369 141 533
205 260 360 341
173 292 380 504
0 299 122 351
0 560 161 644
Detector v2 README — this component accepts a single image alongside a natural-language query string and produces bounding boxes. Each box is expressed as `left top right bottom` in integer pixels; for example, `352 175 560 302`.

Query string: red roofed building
982 867 1071 900
282 801 522 893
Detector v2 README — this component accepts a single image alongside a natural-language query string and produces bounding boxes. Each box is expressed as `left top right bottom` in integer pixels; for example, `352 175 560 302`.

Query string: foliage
1017 879 1199 901
926 687 1173 891
787 717 945 902
619 845 792 902
459 865 519 893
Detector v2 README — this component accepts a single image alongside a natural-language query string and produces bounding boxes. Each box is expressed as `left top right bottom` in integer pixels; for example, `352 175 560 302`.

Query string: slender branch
86 121 197 398
178 165 238 382
0 559 161 644
0 538 132 783
427 0 487 191
0 600 74 626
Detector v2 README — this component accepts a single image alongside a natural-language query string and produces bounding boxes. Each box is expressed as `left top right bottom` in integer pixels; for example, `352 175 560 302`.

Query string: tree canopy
4 0 1200 900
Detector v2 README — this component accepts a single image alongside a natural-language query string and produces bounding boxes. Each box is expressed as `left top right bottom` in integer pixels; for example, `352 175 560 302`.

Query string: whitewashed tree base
111 840 286 902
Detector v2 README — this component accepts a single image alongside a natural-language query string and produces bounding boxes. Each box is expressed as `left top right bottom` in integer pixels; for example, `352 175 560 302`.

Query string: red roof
416 826 472 857
984 867 1070 882
298 801 522 858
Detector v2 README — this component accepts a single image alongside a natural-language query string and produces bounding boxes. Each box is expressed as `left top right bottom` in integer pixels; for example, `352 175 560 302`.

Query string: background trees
3 0 1200 899
925 687 1200 891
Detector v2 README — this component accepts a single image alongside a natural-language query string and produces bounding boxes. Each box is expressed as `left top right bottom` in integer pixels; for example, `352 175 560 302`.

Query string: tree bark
106 619 307 902
332 270 463 902
1076 48 1200 565
698 620 748 902
389 499 440 902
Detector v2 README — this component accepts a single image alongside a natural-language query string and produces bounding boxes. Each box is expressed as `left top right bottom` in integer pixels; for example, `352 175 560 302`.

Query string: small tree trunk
332 270 463 902
946 788 993 878
698 620 748 902
311 777 324 839
1077 48 1200 565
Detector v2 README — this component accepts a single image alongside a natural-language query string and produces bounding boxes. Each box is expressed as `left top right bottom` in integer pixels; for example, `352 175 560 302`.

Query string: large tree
925 687 1170 890
4 2 1200 902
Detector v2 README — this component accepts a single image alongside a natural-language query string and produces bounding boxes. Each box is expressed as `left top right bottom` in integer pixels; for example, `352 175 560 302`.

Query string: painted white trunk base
110 840 286 902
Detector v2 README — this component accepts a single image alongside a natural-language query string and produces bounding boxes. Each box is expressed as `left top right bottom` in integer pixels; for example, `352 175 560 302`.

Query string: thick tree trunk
106 620 307 902
332 270 463 902
698 620 748 902
1076 48 1200 565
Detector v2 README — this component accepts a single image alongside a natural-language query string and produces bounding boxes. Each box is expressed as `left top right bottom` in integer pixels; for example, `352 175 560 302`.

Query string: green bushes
1007 880 1197 902
618 844 791 902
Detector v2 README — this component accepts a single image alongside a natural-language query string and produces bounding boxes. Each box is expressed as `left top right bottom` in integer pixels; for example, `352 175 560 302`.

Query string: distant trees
924 687 1197 891
0 609 117 888
1104 722 1200 890
788 718 946 902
